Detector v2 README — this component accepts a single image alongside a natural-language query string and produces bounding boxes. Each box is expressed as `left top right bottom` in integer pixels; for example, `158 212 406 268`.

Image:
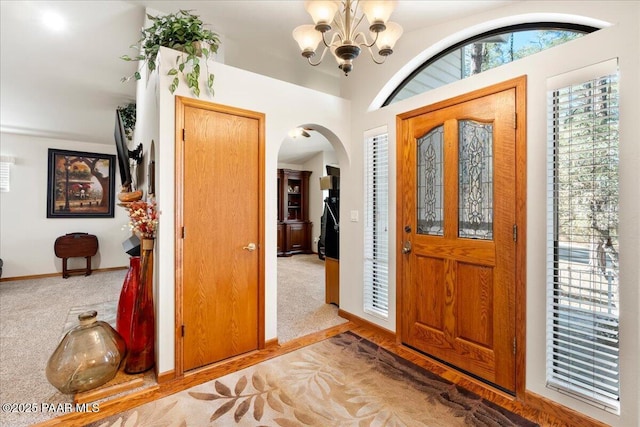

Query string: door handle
243 243 257 252
402 241 412 254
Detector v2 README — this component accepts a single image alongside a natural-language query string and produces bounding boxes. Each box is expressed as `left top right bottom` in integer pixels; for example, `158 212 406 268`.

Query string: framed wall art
47 148 116 218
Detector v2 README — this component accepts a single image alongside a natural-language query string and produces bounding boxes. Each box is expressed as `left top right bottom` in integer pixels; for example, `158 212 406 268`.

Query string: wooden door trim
396 76 527 397
174 96 266 378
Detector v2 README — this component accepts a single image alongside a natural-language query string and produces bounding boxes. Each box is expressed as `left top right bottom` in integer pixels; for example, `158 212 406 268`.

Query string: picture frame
47 148 116 218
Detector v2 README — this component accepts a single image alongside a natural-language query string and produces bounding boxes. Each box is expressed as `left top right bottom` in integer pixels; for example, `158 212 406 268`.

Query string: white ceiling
0 1 514 163
279 129 337 165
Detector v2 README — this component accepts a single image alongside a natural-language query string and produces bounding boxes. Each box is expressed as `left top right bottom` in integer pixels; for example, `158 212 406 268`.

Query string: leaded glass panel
417 126 444 236
459 120 493 239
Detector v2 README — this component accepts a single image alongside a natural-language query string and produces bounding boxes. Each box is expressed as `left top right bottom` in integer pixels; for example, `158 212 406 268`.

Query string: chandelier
292 0 403 76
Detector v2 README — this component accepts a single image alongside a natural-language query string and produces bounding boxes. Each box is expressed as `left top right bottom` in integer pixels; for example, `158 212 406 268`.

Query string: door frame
174 96 266 378
396 76 527 397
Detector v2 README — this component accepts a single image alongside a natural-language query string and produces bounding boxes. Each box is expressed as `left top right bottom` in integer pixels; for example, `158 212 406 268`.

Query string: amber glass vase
125 238 155 373
116 256 140 349
46 311 126 394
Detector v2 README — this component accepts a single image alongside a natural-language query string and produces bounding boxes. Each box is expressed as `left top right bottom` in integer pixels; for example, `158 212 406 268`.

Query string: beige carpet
0 270 126 427
277 254 347 343
0 255 344 426
90 332 537 427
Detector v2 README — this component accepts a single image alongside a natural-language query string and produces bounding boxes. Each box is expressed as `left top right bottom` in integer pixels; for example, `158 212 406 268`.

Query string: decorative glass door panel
458 120 493 240
417 126 444 236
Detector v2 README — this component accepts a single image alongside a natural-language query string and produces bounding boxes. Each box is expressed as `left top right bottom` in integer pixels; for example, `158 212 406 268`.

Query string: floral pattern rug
91 332 537 426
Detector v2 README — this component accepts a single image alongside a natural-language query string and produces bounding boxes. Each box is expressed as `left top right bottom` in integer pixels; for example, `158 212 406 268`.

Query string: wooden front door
397 78 525 392
176 97 265 373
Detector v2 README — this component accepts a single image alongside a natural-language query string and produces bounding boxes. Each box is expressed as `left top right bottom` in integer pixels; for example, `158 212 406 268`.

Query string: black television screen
114 111 131 191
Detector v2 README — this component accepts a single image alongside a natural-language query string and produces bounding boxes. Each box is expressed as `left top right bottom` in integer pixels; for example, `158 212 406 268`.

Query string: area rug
91 332 536 426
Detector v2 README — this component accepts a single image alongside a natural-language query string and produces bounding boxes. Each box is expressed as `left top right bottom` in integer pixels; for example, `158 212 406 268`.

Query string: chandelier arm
354 30 379 48
321 31 331 48
365 45 388 65
322 32 343 49
307 46 331 66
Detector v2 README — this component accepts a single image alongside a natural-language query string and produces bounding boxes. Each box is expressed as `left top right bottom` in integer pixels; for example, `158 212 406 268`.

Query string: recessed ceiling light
41 10 66 32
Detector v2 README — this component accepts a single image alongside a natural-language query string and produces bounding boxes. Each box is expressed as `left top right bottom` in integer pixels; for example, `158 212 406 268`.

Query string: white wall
303 152 327 248
0 133 130 278
223 38 341 97
340 2 639 426
148 48 351 374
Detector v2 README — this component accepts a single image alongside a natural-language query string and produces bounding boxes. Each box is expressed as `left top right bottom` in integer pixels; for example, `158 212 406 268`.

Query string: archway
275 124 348 343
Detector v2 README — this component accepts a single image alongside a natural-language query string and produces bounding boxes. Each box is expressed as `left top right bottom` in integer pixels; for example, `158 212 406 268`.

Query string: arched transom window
384 23 598 106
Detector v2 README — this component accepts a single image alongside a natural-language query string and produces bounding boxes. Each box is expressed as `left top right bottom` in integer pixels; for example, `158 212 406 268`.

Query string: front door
176 98 265 372
397 78 524 392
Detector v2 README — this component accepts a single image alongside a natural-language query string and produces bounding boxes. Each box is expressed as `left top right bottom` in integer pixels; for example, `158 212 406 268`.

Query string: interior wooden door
176 98 264 372
398 80 522 392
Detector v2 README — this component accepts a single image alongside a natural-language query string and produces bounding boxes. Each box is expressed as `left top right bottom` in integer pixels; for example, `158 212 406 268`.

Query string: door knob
243 243 257 251
402 241 412 254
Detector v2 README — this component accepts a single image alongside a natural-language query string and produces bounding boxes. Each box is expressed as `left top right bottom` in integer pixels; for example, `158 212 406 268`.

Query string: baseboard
264 338 279 349
337 309 396 341
524 390 610 427
0 266 128 282
156 369 176 384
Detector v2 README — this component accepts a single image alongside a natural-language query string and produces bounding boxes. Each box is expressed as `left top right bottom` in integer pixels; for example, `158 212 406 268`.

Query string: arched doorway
276 124 348 343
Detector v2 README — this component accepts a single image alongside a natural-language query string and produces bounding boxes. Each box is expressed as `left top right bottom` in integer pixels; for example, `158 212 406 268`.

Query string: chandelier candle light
292 0 403 75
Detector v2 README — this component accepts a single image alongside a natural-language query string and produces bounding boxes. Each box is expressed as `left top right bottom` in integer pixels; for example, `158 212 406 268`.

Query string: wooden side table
54 233 99 278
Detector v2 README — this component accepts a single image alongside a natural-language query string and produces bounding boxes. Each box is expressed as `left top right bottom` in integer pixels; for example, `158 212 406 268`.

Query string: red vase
116 256 140 349
125 238 155 374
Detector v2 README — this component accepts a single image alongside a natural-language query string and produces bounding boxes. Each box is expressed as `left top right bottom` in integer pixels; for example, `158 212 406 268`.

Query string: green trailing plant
121 10 220 97
117 103 136 141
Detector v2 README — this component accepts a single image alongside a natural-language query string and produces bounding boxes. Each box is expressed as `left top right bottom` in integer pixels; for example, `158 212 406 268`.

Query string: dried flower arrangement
124 198 158 239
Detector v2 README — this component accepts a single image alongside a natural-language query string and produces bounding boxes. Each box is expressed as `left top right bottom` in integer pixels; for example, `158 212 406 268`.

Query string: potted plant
121 9 220 97
117 103 136 141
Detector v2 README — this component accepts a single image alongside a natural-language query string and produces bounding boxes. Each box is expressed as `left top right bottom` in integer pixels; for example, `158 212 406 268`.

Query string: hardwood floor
33 321 608 427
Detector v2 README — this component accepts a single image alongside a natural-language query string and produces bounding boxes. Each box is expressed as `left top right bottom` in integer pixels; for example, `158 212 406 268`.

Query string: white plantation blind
0 159 11 192
364 130 389 318
546 60 620 412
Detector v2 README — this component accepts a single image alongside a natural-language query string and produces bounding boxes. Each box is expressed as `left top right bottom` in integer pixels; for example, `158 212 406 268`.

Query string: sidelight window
546 60 620 413
364 129 389 318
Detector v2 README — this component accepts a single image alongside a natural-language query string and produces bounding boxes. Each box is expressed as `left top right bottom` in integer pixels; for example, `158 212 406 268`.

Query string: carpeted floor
0 270 126 427
277 254 347 343
0 255 344 426
90 331 537 427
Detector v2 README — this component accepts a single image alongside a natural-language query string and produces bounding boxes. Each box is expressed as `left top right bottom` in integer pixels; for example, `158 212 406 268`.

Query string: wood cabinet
277 169 312 256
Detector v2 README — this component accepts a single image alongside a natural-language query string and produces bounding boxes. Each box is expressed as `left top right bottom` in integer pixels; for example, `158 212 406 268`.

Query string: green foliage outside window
385 25 595 106
466 30 583 76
